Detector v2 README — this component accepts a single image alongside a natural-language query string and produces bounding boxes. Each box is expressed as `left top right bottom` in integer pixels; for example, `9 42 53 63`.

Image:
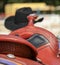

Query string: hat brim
4 16 28 31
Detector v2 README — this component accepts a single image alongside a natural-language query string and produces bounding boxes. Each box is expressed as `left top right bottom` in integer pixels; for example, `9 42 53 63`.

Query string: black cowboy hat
4 7 44 31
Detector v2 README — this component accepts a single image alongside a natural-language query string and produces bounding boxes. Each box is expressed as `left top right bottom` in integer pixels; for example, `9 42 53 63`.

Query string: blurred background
0 0 60 38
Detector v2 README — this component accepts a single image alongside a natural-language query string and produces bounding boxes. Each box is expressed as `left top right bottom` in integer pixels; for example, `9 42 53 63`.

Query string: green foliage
7 0 40 3
44 0 60 6
54 10 60 14
7 0 24 3
55 0 60 6
7 0 60 6
7 0 32 3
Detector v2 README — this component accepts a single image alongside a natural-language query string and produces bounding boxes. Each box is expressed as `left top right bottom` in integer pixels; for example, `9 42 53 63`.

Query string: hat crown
14 7 33 24
17 7 33 14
